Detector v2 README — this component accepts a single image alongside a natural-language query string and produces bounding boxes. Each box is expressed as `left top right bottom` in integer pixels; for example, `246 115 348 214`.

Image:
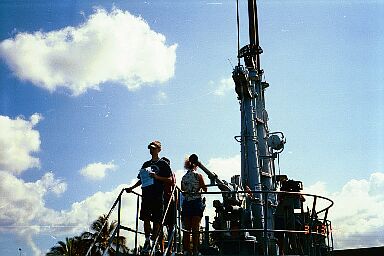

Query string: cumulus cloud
0 8 177 96
79 161 117 181
206 154 241 181
0 169 137 255
304 172 384 249
0 171 67 256
0 114 42 175
44 183 139 250
212 77 234 96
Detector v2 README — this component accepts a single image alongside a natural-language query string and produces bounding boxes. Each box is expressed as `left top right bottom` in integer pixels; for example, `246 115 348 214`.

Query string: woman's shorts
182 197 204 218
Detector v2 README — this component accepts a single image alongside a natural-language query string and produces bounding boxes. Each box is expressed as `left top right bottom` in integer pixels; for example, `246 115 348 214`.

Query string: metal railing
85 186 334 256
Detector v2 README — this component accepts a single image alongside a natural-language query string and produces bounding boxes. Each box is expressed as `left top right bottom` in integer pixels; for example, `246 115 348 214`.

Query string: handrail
87 185 333 256
85 189 125 256
85 188 142 256
180 227 328 235
191 189 334 217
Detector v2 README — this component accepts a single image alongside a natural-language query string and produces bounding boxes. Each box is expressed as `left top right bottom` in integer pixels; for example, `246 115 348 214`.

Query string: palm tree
81 214 128 256
46 236 88 256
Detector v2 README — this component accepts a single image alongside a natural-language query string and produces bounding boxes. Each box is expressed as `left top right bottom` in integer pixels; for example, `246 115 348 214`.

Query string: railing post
264 191 268 256
135 194 140 255
116 193 122 255
177 190 182 254
173 189 178 253
204 216 209 247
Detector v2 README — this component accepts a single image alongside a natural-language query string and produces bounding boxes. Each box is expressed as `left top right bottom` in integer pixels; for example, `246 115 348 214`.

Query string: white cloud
0 114 42 175
0 8 177 96
0 169 137 255
304 172 384 249
43 183 139 250
206 154 241 181
212 77 234 96
36 172 68 195
0 171 67 256
79 161 117 181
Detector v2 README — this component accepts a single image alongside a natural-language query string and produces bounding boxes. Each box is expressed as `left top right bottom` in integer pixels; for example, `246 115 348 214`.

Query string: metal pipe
116 194 122 254
135 194 140 255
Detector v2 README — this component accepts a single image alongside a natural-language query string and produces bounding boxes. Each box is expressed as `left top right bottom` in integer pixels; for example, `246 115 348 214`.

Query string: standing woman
181 154 207 256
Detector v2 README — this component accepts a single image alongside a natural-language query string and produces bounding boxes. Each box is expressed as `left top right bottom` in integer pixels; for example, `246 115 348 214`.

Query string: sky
0 0 383 255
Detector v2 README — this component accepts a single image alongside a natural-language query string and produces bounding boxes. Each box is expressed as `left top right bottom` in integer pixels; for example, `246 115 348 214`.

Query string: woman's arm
198 173 207 192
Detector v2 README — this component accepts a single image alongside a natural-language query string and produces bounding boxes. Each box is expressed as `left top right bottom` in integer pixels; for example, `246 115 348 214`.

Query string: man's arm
125 180 141 192
153 173 173 183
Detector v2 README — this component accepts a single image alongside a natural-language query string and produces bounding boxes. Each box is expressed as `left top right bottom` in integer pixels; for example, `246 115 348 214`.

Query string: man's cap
148 140 162 149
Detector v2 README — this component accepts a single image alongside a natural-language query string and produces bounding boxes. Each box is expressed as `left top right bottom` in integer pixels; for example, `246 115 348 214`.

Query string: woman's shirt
181 170 202 201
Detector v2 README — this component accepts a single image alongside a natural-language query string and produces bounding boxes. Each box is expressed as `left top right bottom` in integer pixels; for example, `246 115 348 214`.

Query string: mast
247 0 262 75
233 0 276 253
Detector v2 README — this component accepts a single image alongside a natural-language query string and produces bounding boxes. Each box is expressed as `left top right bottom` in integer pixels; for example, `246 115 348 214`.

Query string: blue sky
0 0 383 255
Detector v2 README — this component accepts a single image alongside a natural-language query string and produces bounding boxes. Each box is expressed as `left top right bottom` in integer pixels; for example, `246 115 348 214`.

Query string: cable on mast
236 0 240 66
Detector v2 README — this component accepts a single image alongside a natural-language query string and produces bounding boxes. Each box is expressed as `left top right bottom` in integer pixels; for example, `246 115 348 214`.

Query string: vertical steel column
135 194 140 255
116 193 122 254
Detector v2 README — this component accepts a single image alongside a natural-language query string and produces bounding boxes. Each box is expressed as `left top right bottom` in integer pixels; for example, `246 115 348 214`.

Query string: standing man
125 140 172 254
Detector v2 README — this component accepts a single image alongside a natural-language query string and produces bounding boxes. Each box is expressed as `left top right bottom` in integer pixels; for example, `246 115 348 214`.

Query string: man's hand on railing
124 181 141 193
